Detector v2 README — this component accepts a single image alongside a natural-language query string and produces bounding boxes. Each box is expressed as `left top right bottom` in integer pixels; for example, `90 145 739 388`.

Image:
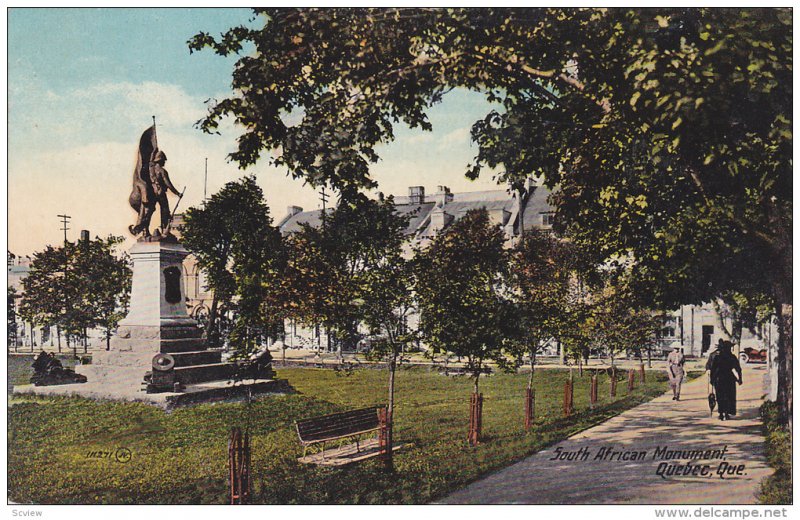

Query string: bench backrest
296 407 380 443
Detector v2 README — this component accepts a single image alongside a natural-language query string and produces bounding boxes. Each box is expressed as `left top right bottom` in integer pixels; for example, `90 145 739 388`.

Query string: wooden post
563 378 574 417
610 367 617 397
639 363 646 383
590 374 598 408
524 387 535 431
627 369 636 394
468 393 483 446
378 405 391 463
228 427 251 504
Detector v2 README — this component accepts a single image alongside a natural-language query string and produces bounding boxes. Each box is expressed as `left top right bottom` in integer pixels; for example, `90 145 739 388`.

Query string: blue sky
8 8 502 254
9 8 251 150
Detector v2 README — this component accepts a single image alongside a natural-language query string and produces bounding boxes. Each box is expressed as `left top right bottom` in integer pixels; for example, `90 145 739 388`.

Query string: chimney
408 186 425 204
287 206 303 217
435 186 453 207
430 207 454 234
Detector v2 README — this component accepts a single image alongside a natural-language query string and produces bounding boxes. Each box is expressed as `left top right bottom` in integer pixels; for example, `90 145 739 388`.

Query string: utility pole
57 214 71 244
319 187 329 224
204 157 208 201
57 214 72 353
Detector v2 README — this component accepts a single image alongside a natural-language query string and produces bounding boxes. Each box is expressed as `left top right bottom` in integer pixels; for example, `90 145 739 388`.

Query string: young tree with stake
415 209 516 445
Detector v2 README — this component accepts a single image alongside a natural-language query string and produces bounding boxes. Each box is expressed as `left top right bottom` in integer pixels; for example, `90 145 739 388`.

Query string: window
541 212 554 227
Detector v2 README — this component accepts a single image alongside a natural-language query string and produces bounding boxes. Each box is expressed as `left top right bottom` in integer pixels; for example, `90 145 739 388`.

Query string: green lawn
9 365 671 504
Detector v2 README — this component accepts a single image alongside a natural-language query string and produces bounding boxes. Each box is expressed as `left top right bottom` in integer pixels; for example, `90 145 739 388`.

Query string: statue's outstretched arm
162 168 181 196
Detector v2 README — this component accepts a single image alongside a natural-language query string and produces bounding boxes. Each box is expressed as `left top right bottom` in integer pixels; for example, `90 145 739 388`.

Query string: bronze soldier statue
128 125 181 239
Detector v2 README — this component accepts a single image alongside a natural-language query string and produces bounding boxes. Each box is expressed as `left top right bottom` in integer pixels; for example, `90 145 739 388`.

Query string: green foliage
74 236 132 349
182 175 285 354
189 10 792 421
18 236 131 348
8 366 669 504
278 192 411 352
507 230 576 364
415 209 516 386
585 277 661 363
758 401 792 504
188 8 791 309
712 291 775 347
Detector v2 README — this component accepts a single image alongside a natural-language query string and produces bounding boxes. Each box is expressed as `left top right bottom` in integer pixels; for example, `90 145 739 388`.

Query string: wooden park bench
295 407 388 465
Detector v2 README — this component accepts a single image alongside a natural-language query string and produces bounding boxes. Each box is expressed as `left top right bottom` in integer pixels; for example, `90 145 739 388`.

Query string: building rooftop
278 183 554 240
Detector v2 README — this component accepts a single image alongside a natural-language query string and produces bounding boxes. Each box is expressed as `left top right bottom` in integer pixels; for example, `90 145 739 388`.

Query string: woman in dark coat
706 340 743 420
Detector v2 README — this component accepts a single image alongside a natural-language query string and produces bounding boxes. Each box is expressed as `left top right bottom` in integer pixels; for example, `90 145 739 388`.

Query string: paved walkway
441 365 772 504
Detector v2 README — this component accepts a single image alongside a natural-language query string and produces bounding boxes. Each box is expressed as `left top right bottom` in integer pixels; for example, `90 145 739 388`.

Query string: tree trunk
526 347 536 430
528 348 536 390
57 325 61 353
517 185 526 242
106 328 111 351
208 295 219 347
385 351 397 470
776 296 792 432
469 371 482 446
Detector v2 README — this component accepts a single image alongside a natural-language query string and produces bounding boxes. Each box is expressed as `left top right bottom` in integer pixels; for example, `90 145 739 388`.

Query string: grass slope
757 401 792 504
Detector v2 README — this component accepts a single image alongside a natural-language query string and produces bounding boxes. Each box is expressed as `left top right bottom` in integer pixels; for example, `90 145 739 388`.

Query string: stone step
159 338 207 353
170 350 223 367
173 362 238 385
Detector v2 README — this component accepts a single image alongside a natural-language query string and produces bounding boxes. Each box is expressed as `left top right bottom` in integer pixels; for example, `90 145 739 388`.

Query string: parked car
739 347 767 364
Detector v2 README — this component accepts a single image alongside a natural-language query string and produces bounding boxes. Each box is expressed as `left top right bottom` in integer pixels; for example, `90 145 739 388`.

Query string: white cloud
8 80 502 255
8 122 321 255
399 131 435 146
437 126 472 149
9 80 217 155
71 81 206 129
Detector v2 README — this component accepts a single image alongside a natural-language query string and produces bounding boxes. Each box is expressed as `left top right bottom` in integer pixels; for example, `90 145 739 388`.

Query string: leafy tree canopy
415 209 517 381
191 7 792 423
182 175 285 352
19 236 131 346
190 7 791 311
277 192 410 349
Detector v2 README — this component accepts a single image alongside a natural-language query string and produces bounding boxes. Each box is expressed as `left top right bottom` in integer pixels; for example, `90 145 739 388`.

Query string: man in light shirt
666 345 686 401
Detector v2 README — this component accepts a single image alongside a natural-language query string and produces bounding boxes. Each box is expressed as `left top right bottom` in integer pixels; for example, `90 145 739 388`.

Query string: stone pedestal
118 238 196 330
76 238 241 392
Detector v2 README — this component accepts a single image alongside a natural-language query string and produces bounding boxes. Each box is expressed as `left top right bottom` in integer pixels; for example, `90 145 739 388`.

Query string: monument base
12 378 291 410
68 238 272 397
80 322 262 393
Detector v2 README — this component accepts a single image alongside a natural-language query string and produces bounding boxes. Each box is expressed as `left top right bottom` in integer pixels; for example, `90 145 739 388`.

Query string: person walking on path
666 345 685 400
706 339 743 421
